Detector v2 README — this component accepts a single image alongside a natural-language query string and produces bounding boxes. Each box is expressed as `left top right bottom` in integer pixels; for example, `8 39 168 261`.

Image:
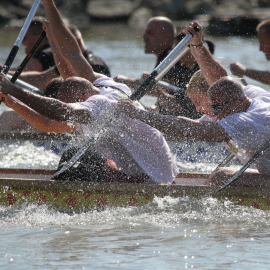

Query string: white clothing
77 77 178 184
217 85 270 174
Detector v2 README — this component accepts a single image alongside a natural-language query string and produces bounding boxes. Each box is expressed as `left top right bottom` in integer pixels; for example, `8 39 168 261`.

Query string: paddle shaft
214 152 236 171
157 81 184 92
53 27 199 179
217 138 270 192
1 0 41 75
10 30 47 84
7 74 43 95
129 29 198 100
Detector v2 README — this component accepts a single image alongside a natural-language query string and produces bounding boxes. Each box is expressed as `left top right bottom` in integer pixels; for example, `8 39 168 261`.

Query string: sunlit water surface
0 24 269 269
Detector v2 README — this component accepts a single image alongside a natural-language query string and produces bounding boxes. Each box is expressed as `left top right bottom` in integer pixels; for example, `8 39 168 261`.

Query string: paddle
1 0 41 75
53 26 200 179
0 0 41 104
157 81 184 92
10 30 47 84
3 30 47 96
217 138 270 192
6 74 43 95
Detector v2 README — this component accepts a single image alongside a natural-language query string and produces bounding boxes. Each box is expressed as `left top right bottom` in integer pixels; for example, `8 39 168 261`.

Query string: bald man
230 19 270 85
114 16 201 119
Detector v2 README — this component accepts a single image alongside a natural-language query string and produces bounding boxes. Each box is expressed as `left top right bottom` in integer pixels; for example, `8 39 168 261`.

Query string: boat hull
0 169 269 211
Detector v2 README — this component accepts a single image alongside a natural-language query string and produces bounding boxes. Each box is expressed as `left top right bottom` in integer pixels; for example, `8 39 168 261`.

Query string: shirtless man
114 16 201 118
230 19 270 85
0 0 178 184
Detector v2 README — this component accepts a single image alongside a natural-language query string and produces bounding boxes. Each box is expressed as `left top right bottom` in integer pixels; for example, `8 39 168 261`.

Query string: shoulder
244 85 270 98
83 50 111 77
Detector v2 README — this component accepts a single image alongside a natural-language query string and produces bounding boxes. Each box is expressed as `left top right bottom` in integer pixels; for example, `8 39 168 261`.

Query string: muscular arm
0 73 92 124
117 99 230 143
23 57 44 72
43 20 74 79
186 22 228 86
8 67 59 89
0 92 75 133
42 0 105 82
230 62 270 85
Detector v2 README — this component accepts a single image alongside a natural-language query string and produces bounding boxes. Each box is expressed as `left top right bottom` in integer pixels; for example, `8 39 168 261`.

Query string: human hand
141 72 150 81
0 91 14 108
0 73 14 94
116 98 138 118
186 21 203 47
230 62 246 77
114 75 138 84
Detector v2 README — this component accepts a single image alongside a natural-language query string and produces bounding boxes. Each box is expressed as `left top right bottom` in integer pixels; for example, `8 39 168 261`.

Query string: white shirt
77 77 178 184
217 85 270 174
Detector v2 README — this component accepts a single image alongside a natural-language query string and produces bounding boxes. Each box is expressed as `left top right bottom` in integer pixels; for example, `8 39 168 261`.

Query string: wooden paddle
53 27 200 179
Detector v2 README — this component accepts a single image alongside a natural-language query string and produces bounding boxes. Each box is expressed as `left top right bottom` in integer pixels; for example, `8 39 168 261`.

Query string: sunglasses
209 99 244 113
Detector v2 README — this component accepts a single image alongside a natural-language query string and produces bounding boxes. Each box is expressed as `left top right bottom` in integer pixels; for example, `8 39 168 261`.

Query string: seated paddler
116 21 270 187
0 0 178 184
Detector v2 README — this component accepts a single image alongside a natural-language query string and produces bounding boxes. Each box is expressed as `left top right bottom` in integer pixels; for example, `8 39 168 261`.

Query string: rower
116 21 270 187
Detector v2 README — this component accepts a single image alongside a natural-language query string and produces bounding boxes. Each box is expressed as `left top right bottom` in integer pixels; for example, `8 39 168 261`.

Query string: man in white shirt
117 21 270 186
0 0 178 184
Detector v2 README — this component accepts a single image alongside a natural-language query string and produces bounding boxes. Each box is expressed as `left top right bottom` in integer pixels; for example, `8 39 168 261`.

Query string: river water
0 23 270 269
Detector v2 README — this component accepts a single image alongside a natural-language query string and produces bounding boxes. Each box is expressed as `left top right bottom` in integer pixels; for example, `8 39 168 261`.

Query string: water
0 23 270 269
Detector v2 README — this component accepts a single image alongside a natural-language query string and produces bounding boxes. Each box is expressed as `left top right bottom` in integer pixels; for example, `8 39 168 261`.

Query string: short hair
44 77 64 99
256 19 270 34
186 70 209 97
29 17 46 36
208 76 246 101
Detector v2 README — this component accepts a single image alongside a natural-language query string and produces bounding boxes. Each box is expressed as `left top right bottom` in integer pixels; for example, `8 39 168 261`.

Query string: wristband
191 42 204 48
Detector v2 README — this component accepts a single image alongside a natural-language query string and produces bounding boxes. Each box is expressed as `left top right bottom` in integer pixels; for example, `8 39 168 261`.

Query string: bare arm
8 67 59 89
23 57 44 72
43 20 74 79
186 22 228 86
117 99 230 142
42 0 105 82
0 73 92 124
0 92 75 133
230 62 270 85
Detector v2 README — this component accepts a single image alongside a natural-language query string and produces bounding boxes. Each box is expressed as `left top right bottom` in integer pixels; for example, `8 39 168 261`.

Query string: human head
67 24 87 52
22 17 48 54
207 76 249 120
256 19 270 61
143 17 176 56
44 77 64 99
186 70 213 116
56 77 100 103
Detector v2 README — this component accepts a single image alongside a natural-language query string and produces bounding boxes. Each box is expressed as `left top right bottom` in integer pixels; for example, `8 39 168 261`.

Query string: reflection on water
0 24 269 269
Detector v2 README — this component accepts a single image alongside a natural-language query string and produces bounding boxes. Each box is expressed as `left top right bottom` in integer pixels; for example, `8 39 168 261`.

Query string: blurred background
1 0 270 36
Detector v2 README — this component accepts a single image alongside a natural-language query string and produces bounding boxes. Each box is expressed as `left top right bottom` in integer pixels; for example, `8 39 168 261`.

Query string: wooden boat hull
0 169 269 211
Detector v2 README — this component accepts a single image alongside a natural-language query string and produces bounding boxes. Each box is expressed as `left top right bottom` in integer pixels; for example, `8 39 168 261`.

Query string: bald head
143 17 176 56
57 77 100 103
148 17 176 38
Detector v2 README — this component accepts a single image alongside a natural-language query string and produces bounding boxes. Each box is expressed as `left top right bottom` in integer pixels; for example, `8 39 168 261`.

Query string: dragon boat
0 168 269 211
